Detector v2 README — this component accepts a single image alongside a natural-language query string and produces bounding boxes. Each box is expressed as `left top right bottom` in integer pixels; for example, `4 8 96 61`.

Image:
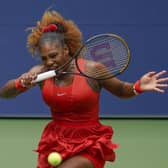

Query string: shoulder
84 60 102 92
85 60 105 78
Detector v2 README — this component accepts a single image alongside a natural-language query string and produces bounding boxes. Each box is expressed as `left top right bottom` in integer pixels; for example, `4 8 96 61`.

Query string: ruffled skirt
35 120 118 168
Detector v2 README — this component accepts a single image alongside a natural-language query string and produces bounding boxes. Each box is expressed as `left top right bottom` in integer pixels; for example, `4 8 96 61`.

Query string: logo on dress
56 93 66 96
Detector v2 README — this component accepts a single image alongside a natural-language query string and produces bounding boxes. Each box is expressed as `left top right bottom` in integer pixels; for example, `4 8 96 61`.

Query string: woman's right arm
0 64 45 99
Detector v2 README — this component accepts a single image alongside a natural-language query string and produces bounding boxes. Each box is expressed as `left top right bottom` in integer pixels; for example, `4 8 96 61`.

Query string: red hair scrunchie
42 24 58 33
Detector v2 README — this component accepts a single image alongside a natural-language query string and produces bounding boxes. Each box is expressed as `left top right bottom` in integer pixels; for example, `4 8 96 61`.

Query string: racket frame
74 33 131 80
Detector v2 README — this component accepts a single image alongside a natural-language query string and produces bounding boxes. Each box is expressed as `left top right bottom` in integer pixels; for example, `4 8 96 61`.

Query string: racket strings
82 59 129 78
75 34 130 80
83 55 128 78
81 37 129 79
86 65 126 78
65 59 127 78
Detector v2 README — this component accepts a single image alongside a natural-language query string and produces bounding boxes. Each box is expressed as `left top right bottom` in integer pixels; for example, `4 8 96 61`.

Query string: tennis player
0 10 168 168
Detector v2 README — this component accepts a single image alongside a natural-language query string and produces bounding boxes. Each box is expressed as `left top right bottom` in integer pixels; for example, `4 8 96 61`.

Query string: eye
49 53 57 59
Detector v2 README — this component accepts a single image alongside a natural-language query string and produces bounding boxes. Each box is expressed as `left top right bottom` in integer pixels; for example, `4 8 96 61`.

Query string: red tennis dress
36 59 118 168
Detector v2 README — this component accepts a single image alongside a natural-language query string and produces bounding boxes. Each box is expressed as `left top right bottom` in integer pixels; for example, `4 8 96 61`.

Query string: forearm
118 82 136 98
101 78 137 98
0 79 23 98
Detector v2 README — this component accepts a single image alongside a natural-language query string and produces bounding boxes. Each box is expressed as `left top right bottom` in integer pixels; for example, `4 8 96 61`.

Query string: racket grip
34 70 56 83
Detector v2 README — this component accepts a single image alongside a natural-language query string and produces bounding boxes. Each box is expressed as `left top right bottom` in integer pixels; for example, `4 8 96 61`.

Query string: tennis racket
34 33 130 82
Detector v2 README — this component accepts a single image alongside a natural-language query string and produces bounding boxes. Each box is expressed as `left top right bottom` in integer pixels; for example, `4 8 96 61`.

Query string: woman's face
39 41 69 70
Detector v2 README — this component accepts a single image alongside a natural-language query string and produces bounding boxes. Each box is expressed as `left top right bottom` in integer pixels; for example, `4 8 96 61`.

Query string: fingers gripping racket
34 33 130 82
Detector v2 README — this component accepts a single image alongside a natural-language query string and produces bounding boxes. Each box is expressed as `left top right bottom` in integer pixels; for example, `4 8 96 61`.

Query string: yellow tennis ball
48 152 62 166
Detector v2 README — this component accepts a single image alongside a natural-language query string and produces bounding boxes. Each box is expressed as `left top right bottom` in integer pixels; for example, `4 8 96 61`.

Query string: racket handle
34 70 56 83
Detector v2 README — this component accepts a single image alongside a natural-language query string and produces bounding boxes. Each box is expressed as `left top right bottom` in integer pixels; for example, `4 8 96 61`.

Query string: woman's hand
18 72 37 88
139 70 168 93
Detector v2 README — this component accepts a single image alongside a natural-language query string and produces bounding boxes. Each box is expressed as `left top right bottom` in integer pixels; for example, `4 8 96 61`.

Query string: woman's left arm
99 70 168 98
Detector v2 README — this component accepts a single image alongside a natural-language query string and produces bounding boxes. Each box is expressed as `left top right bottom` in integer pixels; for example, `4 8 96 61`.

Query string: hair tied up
42 24 58 33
